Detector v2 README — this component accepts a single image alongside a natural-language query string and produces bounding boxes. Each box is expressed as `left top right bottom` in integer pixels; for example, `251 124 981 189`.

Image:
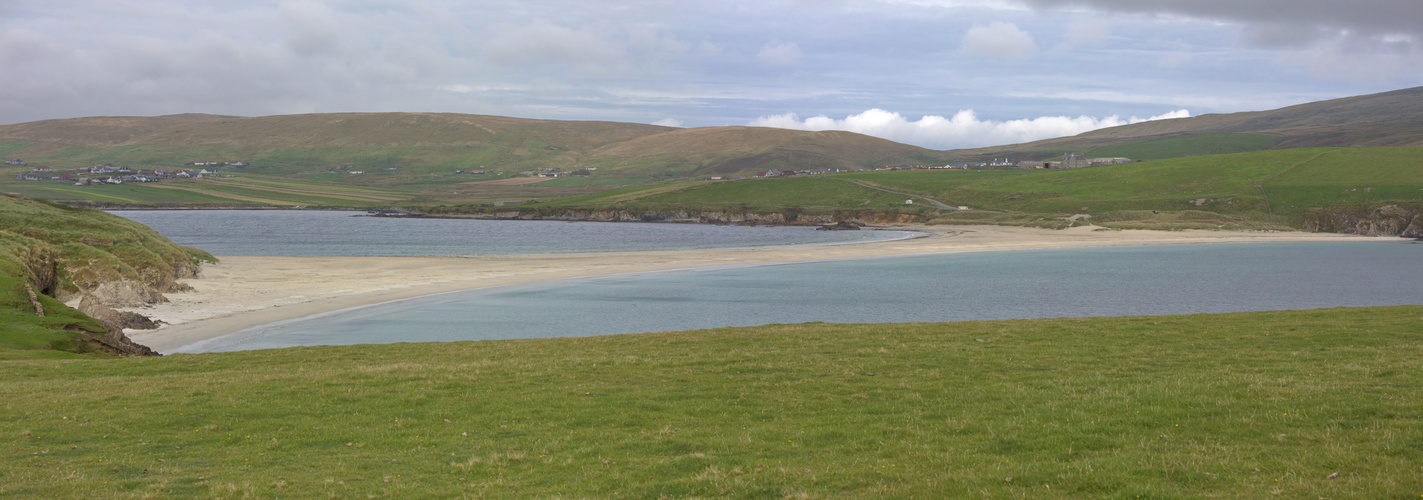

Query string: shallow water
181 241 1423 353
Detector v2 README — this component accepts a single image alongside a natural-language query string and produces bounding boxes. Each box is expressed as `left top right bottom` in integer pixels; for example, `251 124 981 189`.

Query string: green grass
531 176 654 187
1263 148 1423 214
1 306 1419 498
832 147 1423 219
612 177 929 211
0 174 414 208
1085 133 1285 160
0 274 108 360
0 141 31 160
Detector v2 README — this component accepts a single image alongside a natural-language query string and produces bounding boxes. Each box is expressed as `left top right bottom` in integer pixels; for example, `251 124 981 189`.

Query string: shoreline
126 224 1401 353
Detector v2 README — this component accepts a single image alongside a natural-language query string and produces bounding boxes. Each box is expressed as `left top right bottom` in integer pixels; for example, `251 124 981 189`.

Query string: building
1059 153 1088 169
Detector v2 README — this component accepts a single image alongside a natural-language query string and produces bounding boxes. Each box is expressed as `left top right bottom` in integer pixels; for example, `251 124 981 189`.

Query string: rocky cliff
1301 204 1423 238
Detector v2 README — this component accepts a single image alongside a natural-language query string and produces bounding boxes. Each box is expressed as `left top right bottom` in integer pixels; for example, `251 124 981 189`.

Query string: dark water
109 210 918 256
177 241 1422 353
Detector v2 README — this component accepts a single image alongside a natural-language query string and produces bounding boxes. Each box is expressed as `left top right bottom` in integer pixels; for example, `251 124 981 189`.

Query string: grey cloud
1020 0 1423 41
481 21 624 66
282 1 346 57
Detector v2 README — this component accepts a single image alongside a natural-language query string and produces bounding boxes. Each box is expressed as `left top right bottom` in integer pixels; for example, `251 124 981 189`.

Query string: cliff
1301 204 1423 238
0 195 213 357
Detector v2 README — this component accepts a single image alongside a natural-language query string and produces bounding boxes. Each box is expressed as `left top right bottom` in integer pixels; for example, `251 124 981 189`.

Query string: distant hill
0 113 949 179
584 126 948 177
959 86 1423 160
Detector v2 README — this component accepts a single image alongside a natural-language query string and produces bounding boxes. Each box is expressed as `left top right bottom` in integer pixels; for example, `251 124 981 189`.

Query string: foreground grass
3 306 1420 498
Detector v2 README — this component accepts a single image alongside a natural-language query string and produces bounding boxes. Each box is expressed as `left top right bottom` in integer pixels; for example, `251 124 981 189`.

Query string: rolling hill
0 113 949 180
959 86 1423 160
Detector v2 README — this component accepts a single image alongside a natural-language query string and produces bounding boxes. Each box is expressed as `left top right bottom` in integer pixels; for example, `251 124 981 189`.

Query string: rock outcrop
78 295 163 331
1302 204 1423 238
817 221 863 231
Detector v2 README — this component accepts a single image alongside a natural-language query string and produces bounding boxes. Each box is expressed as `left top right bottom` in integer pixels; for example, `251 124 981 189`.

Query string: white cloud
652 117 684 127
749 108 1191 149
961 21 1036 58
757 40 802 64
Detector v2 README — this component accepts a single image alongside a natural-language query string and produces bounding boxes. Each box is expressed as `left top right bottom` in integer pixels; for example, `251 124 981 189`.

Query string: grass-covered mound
3 306 1419 497
0 195 214 358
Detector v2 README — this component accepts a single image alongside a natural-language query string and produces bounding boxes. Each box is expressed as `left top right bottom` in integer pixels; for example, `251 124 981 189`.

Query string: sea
110 210 1423 353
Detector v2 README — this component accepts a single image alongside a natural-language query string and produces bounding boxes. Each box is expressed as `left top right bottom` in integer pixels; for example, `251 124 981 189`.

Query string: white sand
125 224 1395 353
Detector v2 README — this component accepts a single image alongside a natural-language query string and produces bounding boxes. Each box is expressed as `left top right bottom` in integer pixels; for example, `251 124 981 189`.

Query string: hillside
524 147 1423 234
0 113 946 181
0 194 214 358
583 127 949 176
961 86 1423 160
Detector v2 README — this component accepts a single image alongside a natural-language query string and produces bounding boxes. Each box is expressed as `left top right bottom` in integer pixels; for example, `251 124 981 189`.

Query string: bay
110 210 917 256
181 241 1422 353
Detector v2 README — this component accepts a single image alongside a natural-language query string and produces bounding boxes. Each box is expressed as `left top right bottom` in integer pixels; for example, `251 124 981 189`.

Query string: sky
1 0 1420 149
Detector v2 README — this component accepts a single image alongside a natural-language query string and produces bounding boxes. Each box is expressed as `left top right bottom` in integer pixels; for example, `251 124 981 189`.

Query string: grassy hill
518 147 1422 230
0 195 214 359
0 113 948 184
2 306 1419 497
960 86 1423 161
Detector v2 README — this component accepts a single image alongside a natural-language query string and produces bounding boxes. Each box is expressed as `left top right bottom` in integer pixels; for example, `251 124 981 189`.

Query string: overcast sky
2 0 1419 149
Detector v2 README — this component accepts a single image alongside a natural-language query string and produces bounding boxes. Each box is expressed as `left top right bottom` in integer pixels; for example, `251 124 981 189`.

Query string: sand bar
126 224 1400 353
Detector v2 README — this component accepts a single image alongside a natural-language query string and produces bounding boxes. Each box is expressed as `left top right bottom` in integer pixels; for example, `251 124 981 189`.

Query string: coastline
126 224 1400 353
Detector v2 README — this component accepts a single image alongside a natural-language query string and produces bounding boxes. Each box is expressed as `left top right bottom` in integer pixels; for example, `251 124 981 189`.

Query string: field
745 147 1422 220
1083 133 1285 161
2 306 1419 498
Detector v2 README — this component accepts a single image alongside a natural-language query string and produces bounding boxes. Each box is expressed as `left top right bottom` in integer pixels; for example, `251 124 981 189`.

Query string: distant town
9 160 246 185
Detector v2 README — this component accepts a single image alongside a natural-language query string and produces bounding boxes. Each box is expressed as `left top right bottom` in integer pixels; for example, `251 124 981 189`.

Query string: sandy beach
125 224 1395 353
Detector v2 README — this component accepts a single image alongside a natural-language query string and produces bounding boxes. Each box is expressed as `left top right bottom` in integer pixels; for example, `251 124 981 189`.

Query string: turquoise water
179 241 1422 353
110 210 918 256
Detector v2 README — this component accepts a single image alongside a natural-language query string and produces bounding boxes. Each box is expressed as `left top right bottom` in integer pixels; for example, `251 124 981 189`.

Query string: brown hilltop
0 112 947 177
0 112 673 150
959 86 1423 159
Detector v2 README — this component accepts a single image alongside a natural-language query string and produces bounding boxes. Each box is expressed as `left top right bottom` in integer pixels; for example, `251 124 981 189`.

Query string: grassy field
1 306 1419 498
1084 133 1285 161
828 147 1423 219
0 173 416 208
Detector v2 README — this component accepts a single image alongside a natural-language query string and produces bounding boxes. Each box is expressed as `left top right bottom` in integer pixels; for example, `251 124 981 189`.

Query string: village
9 159 246 185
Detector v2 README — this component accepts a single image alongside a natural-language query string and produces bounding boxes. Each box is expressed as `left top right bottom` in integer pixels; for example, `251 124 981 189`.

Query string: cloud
1056 18 1112 50
281 0 344 57
1018 0 1423 50
757 40 803 64
961 22 1035 58
652 118 684 127
749 108 1190 149
481 21 623 69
